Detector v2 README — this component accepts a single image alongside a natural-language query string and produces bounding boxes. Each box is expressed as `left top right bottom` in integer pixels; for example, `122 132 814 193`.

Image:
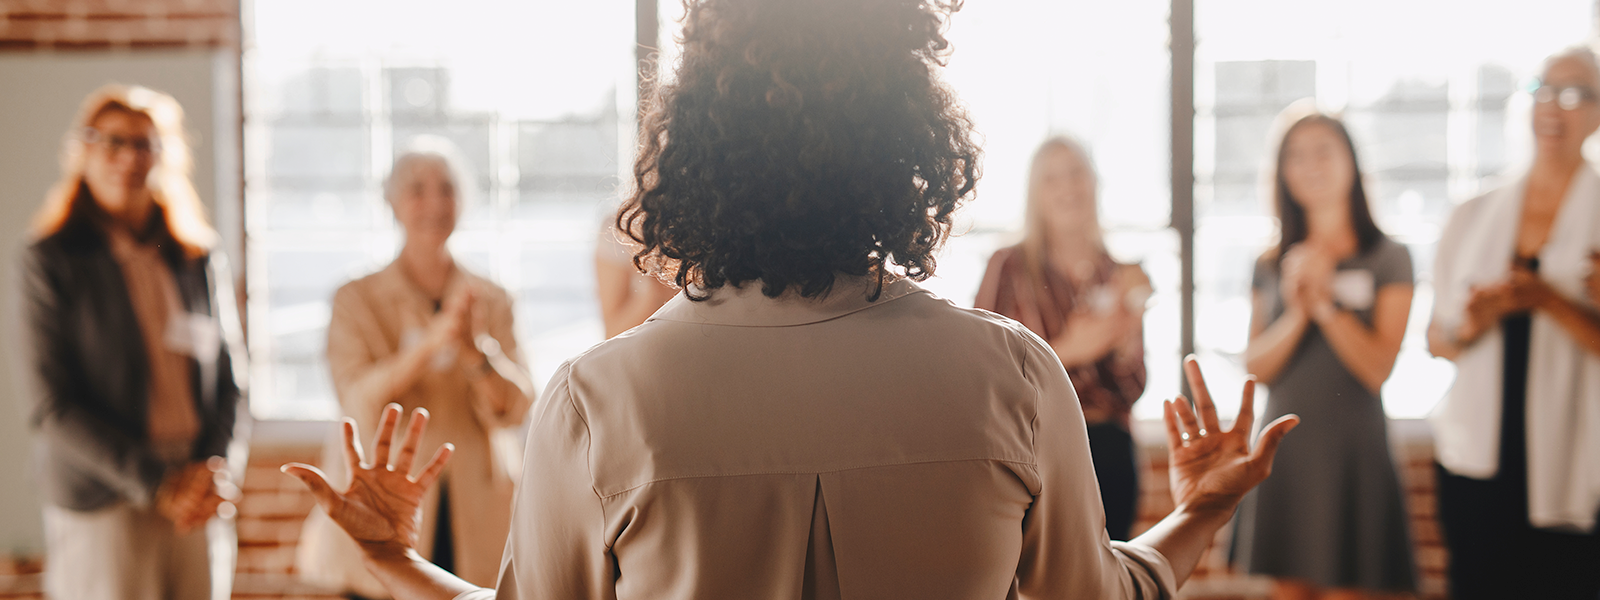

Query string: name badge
1332 269 1376 311
165 312 221 359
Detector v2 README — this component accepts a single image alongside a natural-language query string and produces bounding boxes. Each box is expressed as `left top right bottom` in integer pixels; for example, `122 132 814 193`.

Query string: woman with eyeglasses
279 1 1299 599
23 84 246 600
1428 45 1600 599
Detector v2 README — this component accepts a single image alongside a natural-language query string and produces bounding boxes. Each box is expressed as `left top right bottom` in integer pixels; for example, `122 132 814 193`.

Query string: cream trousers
42 503 235 600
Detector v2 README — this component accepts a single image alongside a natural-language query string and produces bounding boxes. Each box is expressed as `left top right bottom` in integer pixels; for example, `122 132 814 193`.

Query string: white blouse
459 277 1174 599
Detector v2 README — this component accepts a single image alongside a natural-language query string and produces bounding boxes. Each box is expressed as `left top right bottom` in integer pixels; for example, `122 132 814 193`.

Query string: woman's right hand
283 404 454 556
424 287 477 352
1050 309 1129 367
1163 357 1299 514
1279 245 1334 315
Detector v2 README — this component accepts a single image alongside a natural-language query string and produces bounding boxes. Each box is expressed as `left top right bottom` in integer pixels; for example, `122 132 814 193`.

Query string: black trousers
1436 307 1600 599
1435 464 1600 600
1086 422 1140 541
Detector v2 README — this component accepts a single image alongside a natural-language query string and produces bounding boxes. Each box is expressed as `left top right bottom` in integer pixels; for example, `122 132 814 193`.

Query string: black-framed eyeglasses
1525 78 1600 110
80 127 162 156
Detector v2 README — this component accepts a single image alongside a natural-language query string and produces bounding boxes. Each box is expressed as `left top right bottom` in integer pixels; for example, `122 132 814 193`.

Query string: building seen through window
244 0 1594 421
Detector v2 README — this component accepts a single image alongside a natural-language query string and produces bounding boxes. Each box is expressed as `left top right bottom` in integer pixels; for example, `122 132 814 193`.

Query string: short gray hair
1545 43 1600 85
383 135 477 209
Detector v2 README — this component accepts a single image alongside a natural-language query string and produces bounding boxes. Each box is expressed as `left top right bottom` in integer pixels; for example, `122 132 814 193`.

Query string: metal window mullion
1171 0 1196 395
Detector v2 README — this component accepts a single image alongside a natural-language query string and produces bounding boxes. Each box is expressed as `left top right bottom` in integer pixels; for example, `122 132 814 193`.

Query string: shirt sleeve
1375 238 1415 289
1251 254 1274 292
494 361 618 600
1011 325 1175 600
973 248 1010 312
23 244 170 508
325 284 391 421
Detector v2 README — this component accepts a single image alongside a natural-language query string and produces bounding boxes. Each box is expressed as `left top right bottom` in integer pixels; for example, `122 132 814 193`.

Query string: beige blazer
299 260 532 597
460 276 1174 600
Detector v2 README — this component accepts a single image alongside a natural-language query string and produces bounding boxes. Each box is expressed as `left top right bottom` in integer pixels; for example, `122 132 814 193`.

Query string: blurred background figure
595 219 677 338
1427 45 1600 600
24 84 247 600
974 136 1151 541
1235 107 1417 600
295 140 537 599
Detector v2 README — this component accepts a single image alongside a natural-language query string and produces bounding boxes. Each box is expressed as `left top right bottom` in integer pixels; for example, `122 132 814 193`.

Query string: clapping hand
282 405 454 555
156 456 238 534
1280 245 1335 314
1163 357 1299 513
426 286 478 353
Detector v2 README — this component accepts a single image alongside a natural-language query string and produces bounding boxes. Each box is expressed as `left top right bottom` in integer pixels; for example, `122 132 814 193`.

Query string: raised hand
1163 357 1299 513
282 404 454 554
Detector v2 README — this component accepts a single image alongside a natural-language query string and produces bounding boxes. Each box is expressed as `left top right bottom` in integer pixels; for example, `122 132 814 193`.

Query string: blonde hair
1019 135 1104 289
32 84 216 258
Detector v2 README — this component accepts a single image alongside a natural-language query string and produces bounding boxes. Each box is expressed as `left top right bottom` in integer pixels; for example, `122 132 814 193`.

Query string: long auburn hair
1270 110 1383 266
32 84 215 259
1019 135 1105 291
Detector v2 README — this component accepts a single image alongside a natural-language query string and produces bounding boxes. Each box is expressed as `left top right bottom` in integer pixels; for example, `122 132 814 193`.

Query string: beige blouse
103 225 199 459
309 261 532 596
458 277 1174 600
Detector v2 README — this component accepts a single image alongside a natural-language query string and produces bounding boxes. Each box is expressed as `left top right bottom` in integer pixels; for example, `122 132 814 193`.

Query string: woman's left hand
283 404 454 555
1164 357 1299 513
1507 267 1556 312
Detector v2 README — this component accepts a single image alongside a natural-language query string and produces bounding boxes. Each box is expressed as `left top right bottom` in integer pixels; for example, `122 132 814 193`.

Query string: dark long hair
1272 113 1384 264
618 0 980 300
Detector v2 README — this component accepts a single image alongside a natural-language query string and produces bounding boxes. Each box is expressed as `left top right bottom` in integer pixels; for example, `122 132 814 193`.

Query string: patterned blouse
974 245 1147 429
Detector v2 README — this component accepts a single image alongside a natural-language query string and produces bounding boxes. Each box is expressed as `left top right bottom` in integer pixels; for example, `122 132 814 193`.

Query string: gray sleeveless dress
1232 237 1418 591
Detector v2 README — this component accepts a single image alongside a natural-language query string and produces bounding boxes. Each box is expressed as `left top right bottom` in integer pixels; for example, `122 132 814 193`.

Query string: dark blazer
24 218 247 512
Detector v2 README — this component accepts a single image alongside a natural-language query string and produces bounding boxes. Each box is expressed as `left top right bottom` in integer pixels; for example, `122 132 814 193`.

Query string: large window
932 1 1179 420
243 1 1597 422
1192 0 1594 418
244 0 635 419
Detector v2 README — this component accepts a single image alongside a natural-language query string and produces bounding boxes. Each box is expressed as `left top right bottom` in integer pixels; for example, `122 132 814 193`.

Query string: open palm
283 404 454 552
1163 357 1299 513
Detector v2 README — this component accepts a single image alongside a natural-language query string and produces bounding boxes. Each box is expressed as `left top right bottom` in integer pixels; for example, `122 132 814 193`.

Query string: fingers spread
1182 356 1216 423
374 404 402 470
394 407 432 475
1173 394 1201 443
1232 377 1258 436
1249 414 1301 473
341 419 365 472
415 443 455 489
1162 400 1185 450
282 463 343 512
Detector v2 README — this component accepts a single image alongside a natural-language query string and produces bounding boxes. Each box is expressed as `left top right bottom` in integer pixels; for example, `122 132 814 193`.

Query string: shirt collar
375 256 471 308
649 275 926 327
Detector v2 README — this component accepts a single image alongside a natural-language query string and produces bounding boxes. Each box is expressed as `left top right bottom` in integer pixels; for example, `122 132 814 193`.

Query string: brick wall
0 426 1453 599
0 0 238 50
1129 422 1448 599
231 445 341 600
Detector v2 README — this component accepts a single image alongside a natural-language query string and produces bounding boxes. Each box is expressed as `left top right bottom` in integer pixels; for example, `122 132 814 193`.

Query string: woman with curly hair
283 1 1299 599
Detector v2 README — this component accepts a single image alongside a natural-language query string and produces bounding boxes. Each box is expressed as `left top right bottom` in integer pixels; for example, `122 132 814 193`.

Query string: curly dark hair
619 0 980 300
